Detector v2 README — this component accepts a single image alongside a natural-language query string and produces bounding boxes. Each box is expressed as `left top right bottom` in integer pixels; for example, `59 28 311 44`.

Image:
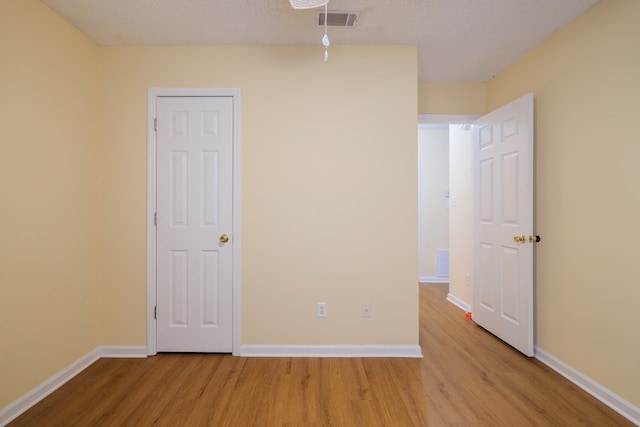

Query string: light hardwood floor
9 284 634 426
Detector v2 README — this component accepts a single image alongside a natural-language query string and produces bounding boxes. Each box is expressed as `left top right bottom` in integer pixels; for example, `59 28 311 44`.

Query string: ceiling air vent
317 11 359 28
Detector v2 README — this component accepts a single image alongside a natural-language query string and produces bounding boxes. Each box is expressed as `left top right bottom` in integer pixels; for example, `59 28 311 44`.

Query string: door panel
473 93 534 357
156 96 233 352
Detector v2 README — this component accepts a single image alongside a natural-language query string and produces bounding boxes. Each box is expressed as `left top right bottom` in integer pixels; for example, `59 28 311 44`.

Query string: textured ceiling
40 0 599 81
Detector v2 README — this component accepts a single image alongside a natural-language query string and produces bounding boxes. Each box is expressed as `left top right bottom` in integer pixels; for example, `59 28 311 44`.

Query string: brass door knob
513 234 526 244
219 234 229 243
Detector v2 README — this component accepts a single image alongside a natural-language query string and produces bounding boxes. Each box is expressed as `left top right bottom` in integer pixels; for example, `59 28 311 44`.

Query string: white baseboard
1 343 422 425
240 344 423 358
99 345 148 358
446 293 471 313
535 347 640 426
0 346 147 426
0 348 101 426
7 344 636 426
419 276 449 284
439 301 638 424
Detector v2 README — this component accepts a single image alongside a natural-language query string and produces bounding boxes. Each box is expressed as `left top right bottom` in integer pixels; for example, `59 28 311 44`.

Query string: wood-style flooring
9 284 634 426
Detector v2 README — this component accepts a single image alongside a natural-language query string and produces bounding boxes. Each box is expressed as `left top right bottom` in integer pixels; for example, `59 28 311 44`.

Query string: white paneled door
472 93 535 357
156 96 233 352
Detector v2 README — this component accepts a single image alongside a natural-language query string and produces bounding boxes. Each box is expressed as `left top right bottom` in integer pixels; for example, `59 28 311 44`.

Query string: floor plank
8 284 634 426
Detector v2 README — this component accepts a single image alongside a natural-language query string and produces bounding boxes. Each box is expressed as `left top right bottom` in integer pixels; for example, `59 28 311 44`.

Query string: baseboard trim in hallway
239 344 423 358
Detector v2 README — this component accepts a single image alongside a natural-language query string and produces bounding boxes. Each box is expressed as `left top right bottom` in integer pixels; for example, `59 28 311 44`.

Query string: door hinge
154 212 157 226
154 117 157 132
154 305 157 319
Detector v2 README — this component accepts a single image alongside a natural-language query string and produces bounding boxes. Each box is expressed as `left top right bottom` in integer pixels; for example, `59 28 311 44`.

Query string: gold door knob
219 234 229 243
513 234 526 244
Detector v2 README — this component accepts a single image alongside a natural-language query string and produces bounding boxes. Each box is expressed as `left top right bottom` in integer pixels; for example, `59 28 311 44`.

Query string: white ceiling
40 0 599 82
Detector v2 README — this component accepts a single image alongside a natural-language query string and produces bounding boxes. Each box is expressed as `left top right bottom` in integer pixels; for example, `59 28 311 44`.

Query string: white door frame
418 114 480 126
147 87 241 356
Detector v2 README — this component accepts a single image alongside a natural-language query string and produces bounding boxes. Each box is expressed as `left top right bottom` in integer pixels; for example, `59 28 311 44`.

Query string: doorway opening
418 115 477 313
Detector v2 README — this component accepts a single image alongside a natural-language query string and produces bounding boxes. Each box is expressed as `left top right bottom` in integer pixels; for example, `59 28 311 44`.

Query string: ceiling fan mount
289 0 329 10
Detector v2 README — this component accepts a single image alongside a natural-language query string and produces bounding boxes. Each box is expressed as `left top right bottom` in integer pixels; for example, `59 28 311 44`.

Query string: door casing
147 87 241 356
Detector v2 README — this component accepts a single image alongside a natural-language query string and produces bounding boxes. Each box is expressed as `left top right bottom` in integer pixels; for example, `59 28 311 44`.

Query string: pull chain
322 3 330 63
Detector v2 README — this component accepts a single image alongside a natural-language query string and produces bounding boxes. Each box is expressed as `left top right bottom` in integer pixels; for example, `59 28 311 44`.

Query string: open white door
472 93 535 357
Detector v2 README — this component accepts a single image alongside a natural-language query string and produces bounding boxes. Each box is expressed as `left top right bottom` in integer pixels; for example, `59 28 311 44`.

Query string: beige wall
418 82 487 115
99 45 419 346
487 0 640 406
418 127 449 280
0 0 101 408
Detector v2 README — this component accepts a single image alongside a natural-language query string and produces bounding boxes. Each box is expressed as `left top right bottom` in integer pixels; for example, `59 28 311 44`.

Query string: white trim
146 90 157 355
146 88 241 356
0 346 147 425
535 347 640 426
0 349 101 426
99 345 148 358
418 114 480 125
446 293 472 313
419 276 449 284
231 92 242 356
239 345 423 358
5 344 636 425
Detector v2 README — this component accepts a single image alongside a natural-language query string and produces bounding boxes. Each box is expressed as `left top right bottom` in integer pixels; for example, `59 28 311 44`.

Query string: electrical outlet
361 302 372 318
317 302 327 318
465 273 471 286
